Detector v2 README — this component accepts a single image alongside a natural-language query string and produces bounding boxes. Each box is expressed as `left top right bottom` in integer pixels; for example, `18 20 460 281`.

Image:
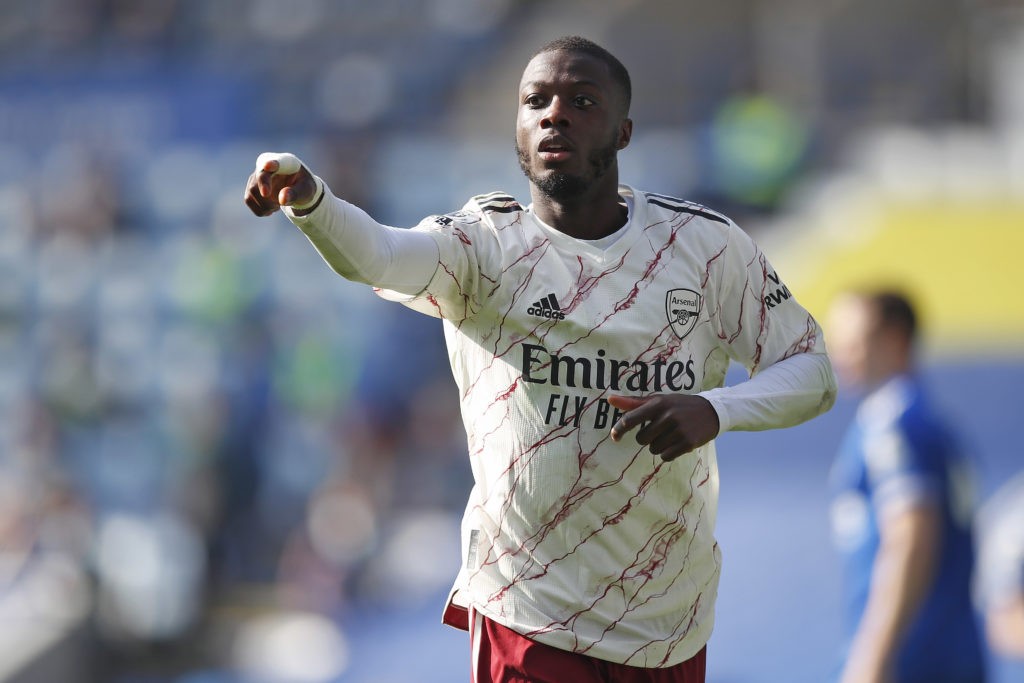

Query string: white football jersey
376 186 825 667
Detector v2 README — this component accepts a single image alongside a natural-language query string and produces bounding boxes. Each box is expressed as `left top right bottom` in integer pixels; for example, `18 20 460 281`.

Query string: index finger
606 395 655 444
256 152 301 175
256 169 277 199
255 152 303 199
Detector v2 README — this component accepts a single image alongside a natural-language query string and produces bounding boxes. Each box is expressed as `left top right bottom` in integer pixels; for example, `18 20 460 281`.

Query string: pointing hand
608 394 720 461
243 152 319 217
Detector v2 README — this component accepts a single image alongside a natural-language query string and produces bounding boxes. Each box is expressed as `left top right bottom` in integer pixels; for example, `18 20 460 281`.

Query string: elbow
819 382 838 416
808 352 838 419
793 383 836 426
821 365 838 414
819 351 838 415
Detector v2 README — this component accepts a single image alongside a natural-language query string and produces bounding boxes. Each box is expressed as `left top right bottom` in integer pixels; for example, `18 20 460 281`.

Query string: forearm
843 506 940 681
283 178 440 294
699 351 836 435
858 537 934 654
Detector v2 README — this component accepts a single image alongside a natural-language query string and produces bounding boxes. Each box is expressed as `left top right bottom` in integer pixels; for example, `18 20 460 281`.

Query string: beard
516 133 618 201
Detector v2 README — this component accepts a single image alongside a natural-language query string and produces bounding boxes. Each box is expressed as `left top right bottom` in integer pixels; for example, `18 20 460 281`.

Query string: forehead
519 50 614 92
828 296 877 339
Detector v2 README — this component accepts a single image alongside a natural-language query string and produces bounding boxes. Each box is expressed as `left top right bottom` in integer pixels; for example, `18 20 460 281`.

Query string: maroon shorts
470 610 707 683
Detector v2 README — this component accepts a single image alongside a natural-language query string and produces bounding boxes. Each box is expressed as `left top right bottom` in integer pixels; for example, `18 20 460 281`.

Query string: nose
540 96 570 129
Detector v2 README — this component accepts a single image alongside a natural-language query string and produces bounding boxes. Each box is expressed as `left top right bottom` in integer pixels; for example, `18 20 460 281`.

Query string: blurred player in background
827 290 986 683
245 36 836 683
976 471 1024 660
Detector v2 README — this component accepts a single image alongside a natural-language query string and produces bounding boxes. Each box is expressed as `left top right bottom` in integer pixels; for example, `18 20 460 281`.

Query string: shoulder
636 190 732 228
878 376 945 435
421 191 525 233
469 191 525 216
860 376 952 464
859 377 930 441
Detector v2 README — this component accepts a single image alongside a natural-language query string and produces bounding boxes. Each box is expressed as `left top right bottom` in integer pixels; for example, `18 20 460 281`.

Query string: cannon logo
666 288 702 339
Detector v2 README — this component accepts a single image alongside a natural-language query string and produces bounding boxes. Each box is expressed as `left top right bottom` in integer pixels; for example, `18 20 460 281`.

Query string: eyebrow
520 78 602 92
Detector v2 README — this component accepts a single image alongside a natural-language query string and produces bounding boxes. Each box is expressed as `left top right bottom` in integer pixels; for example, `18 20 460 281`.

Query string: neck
530 179 627 240
865 359 914 392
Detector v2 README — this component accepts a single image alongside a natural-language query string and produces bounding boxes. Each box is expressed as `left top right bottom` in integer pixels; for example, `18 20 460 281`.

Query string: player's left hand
608 394 720 461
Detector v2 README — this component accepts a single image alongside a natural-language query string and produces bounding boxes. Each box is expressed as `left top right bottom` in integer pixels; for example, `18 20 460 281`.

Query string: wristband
289 176 325 216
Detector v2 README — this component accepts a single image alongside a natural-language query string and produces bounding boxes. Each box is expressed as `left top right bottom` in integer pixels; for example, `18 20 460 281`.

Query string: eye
573 94 596 107
524 94 545 108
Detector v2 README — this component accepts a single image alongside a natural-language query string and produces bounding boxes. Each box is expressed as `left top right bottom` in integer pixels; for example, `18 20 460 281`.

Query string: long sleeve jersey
285 183 836 667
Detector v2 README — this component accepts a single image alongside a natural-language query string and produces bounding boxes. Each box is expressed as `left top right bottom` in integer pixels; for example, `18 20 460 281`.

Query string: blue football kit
830 374 985 683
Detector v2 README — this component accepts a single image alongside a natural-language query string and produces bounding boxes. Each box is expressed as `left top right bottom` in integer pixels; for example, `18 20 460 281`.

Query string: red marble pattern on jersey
518 457 715 667
449 210 728 663
782 314 820 359
469 220 692 545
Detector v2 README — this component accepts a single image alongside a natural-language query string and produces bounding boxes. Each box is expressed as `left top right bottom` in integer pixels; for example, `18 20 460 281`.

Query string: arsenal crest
666 289 702 339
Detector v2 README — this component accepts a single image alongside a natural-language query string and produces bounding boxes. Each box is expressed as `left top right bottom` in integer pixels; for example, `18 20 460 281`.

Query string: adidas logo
527 293 566 320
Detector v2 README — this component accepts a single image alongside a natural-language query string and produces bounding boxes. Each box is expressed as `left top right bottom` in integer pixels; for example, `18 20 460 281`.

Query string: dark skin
243 159 316 217
243 48 720 462
514 50 631 239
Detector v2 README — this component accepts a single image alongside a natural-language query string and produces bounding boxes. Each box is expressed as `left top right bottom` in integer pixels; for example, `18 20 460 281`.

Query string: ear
617 118 633 150
876 327 912 371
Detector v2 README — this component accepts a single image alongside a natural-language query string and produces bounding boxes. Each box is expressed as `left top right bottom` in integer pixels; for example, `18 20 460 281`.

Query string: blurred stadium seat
0 1 1022 681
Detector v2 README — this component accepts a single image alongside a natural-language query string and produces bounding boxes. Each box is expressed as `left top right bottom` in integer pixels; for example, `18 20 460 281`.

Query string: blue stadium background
0 1 1021 681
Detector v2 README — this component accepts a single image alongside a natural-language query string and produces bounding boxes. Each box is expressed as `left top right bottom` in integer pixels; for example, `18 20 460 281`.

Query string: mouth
538 136 574 162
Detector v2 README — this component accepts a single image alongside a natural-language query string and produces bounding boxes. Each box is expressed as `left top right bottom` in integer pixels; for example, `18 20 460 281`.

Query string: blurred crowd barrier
1 1 1022 681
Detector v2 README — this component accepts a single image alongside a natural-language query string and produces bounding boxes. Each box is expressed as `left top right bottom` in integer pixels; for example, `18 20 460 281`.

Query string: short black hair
533 36 632 113
864 290 918 343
